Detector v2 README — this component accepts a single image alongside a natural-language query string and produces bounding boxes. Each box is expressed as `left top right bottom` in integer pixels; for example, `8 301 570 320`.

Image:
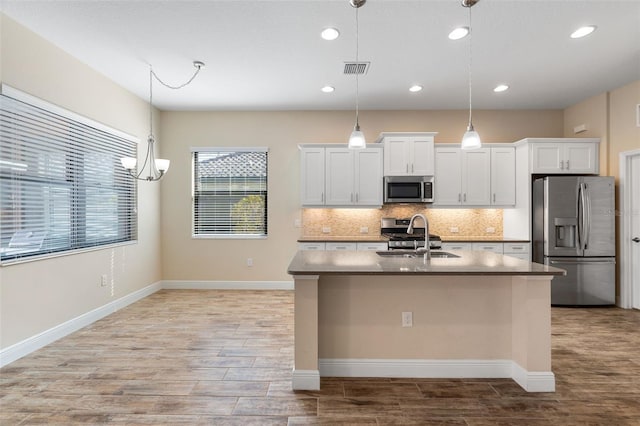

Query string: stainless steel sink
376 250 460 259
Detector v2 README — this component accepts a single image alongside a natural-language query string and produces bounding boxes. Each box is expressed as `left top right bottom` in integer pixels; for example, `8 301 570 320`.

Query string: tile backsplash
301 206 503 238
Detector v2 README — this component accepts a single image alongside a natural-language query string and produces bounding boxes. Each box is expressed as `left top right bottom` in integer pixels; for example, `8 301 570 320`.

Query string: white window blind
193 148 268 237
0 86 137 264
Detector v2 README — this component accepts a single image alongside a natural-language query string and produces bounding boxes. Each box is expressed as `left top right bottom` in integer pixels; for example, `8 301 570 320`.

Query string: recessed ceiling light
321 28 340 41
448 27 469 40
493 84 509 93
409 85 423 93
321 86 335 93
570 26 596 39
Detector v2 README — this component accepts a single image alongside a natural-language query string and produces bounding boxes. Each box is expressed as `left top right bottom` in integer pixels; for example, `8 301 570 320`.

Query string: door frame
619 148 640 309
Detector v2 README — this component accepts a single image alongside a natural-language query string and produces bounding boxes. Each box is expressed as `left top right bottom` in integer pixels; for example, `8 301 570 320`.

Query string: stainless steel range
381 217 442 250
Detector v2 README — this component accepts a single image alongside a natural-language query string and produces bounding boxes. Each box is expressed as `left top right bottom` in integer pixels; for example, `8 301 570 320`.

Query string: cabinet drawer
504 253 530 261
356 242 388 251
326 242 357 251
298 242 325 251
504 243 530 254
471 242 504 254
441 242 472 251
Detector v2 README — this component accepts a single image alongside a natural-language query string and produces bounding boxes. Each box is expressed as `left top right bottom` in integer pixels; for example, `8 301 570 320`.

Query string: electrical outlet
294 219 301 228
360 226 369 234
450 227 459 233
322 226 331 234
402 311 413 327
486 227 496 234
247 258 253 267
100 274 108 287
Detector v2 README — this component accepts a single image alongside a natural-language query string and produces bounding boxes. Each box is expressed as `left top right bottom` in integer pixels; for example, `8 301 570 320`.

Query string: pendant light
461 0 481 150
348 0 366 149
121 61 204 181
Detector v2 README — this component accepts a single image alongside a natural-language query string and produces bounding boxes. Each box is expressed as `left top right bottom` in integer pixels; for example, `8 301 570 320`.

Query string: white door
462 149 491 205
300 148 325 205
434 147 462 205
491 147 516 205
631 154 640 309
565 143 597 174
383 138 410 176
410 138 435 176
325 148 354 205
354 149 383 206
531 144 562 173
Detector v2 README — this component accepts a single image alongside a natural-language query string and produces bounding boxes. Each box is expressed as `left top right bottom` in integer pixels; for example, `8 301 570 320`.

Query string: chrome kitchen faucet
407 214 431 260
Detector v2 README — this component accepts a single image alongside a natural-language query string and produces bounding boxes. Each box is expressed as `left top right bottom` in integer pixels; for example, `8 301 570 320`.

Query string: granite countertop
287 249 564 276
298 236 388 243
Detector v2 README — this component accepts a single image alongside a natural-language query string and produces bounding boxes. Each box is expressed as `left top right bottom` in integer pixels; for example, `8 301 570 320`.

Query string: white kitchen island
287 250 565 393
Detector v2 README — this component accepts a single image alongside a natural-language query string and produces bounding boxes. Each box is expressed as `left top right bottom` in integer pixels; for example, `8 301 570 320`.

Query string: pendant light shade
348 124 366 149
460 0 481 150
348 0 366 149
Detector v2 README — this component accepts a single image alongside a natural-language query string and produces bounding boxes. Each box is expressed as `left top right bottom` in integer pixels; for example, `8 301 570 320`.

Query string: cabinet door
383 138 410 176
434 147 462 205
531 144 562 173
462 149 491 205
300 148 325 205
491 147 516 205
326 242 357 251
472 242 504 254
298 242 326 251
325 149 355 205
565 143 597 174
410 138 435 176
354 149 383 206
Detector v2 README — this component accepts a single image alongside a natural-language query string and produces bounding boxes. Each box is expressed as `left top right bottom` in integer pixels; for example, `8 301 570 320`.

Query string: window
0 85 137 264
192 148 268 238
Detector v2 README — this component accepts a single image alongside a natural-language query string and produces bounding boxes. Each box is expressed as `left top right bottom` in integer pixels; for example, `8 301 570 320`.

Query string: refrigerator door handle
549 259 616 264
584 183 592 250
578 182 588 252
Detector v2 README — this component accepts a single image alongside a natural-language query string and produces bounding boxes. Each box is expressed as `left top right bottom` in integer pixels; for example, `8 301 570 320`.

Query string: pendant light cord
355 4 360 129
467 4 473 127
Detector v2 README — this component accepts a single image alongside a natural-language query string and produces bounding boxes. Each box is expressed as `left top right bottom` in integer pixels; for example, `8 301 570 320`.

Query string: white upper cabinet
530 140 598 174
378 133 436 176
300 145 382 207
434 146 491 206
300 147 325 205
434 145 514 207
491 146 516 206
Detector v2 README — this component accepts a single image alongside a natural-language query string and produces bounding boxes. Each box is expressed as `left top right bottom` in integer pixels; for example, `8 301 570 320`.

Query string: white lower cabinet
356 242 388 251
298 242 325 251
299 241 388 251
325 242 358 251
441 242 472 251
503 242 530 260
471 242 504 254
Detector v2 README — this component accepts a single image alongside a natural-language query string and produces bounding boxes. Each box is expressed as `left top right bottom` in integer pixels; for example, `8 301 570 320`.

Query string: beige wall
160 110 563 282
609 80 640 180
563 92 609 175
0 14 162 349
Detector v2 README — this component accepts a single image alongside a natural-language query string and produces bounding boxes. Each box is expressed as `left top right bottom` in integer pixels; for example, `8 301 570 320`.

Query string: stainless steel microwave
383 176 434 203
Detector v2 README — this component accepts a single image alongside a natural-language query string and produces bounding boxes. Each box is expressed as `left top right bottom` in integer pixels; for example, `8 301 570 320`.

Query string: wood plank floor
1 290 639 425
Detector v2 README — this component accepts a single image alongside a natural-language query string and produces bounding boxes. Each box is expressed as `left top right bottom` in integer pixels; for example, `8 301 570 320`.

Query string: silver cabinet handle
560 160 564 170
463 193 467 202
566 160 570 170
321 192 324 203
458 193 461 202
406 164 409 173
493 193 496 203
411 164 414 173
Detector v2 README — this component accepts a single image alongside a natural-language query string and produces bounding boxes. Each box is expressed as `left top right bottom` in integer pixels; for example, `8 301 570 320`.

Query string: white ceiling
1 0 639 111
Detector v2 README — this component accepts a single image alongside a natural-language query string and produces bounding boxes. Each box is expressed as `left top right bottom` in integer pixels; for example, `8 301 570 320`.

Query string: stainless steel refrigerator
532 176 616 305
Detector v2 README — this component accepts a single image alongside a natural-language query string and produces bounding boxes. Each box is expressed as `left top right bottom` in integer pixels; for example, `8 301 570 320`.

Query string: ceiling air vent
343 62 370 75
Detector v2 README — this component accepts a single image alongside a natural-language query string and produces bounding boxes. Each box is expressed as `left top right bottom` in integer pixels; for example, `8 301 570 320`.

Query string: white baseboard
0 281 162 368
319 358 513 379
292 369 320 390
161 280 294 290
320 358 555 393
512 363 556 392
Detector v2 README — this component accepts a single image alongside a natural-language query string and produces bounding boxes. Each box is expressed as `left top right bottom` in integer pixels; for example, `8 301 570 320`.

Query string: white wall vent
343 62 370 75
